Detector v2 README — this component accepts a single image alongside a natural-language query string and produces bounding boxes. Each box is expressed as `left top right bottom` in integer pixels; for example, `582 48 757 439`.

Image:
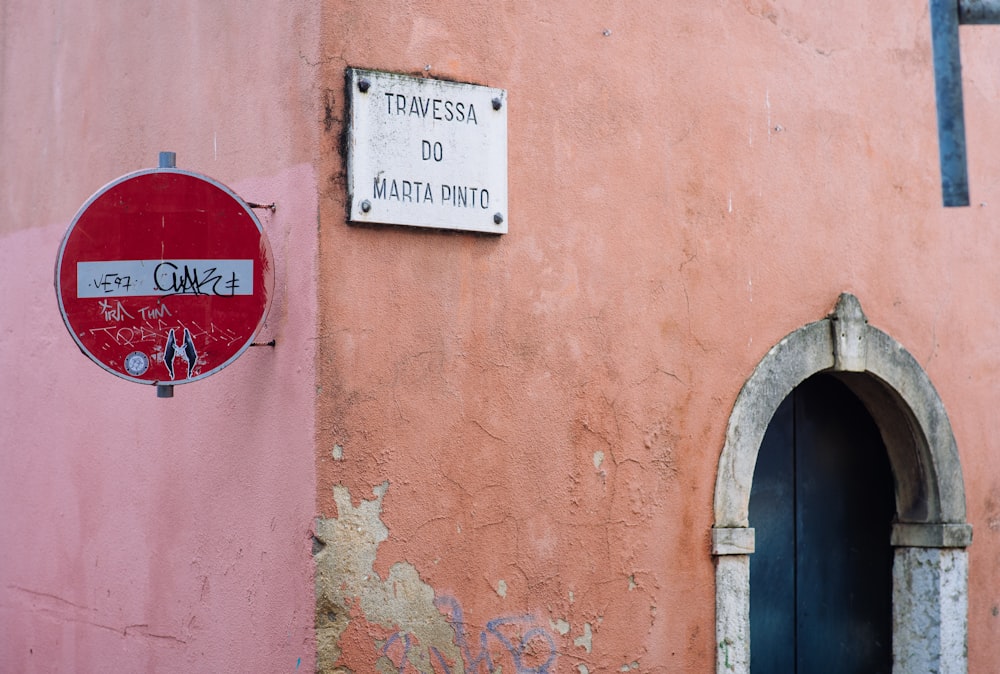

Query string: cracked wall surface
314 1 1000 670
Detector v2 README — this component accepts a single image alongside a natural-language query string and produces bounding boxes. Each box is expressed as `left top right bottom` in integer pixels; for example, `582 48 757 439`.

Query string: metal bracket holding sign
347 68 508 233
55 153 274 397
930 0 1000 206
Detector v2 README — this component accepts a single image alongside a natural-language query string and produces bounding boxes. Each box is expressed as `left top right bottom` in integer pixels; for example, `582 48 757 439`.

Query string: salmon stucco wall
315 2 1000 672
0 2 321 672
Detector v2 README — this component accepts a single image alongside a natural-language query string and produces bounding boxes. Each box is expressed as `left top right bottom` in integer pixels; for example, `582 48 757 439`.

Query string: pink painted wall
0 2 320 672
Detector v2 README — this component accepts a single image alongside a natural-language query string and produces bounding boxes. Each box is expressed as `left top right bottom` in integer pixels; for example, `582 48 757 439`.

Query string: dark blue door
749 374 894 673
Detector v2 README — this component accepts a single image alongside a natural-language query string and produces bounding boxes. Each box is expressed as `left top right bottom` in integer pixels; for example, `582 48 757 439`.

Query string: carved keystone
830 293 868 372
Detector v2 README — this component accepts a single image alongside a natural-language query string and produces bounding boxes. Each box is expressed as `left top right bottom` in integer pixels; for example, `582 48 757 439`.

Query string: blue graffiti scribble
383 632 415 673
381 595 557 674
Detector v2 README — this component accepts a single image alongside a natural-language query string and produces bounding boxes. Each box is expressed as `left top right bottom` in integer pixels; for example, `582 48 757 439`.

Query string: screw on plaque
358 78 371 93
361 200 372 213
493 212 504 225
492 97 503 111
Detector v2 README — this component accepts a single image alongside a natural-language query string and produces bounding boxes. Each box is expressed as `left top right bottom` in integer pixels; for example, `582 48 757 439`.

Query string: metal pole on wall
156 151 176 398
930 0 1000 207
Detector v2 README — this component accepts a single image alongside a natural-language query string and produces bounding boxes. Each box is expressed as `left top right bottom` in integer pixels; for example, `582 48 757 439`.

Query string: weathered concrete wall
0 2 320 671
315 2 1000 672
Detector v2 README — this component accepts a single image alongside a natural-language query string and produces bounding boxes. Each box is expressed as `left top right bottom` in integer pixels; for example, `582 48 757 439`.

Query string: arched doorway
712 294 972 674
749 374 894 673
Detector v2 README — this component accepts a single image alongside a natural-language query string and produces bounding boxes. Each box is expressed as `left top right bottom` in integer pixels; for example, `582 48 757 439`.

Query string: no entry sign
55 168 273 386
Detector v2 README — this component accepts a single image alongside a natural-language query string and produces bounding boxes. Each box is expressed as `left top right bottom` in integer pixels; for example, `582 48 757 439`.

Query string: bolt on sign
55 168 274 387
347 67 508 234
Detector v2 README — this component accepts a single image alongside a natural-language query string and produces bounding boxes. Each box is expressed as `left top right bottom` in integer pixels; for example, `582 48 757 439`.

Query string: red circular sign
55 168 273 386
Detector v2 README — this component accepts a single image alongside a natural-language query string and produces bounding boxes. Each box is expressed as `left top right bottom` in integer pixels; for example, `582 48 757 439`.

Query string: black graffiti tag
153 262 240 297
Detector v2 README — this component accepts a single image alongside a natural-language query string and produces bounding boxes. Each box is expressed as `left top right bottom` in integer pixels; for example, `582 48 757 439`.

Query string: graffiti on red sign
56 168 273 385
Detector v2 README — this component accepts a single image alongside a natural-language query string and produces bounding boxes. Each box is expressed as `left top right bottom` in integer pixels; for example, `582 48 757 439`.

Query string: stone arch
712 293 971 673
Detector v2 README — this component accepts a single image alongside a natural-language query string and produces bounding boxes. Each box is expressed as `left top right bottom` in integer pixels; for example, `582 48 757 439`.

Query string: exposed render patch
574 622 593 653
314 482 461 672
314 483 561 673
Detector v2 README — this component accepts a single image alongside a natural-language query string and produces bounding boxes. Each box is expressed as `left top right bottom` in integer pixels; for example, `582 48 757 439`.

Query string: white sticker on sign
77 259 254 298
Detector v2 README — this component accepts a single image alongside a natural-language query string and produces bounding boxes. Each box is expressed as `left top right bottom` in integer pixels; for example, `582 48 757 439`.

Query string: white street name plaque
347 68 508 234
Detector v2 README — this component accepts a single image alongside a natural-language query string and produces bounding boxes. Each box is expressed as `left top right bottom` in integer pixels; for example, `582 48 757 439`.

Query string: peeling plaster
314 482 461 671
574 622 593 653
314 483 560 673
